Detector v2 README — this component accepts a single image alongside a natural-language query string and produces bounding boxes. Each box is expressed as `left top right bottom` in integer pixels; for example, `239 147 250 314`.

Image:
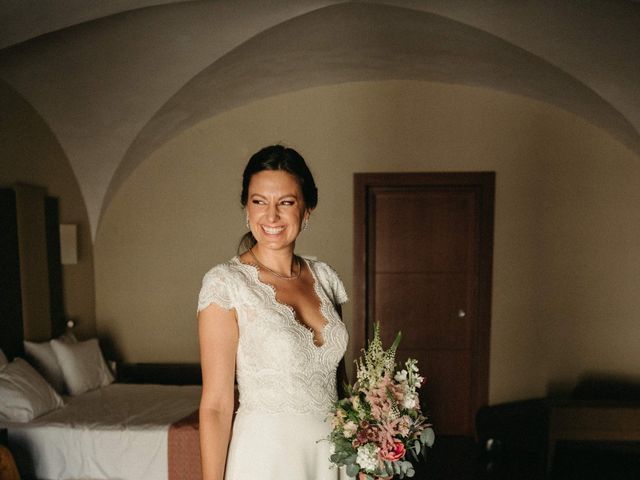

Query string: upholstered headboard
0 185 65 360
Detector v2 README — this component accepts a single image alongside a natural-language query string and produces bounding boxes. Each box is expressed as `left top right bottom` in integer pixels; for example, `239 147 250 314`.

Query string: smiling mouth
261 225 286 235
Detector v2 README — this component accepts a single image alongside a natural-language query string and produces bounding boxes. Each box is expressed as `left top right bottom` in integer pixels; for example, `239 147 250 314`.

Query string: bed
0 333 204 480
0 185 204 479
2 382 202 480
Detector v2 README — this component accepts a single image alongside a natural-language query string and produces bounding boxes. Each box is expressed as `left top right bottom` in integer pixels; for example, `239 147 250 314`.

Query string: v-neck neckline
233 255 331 348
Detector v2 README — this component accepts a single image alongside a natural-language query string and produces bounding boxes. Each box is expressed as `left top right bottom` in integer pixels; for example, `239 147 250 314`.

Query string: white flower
356 443 380 473
414 375 424 388
394 369 408 382
402 393 418 409
343 421 358 438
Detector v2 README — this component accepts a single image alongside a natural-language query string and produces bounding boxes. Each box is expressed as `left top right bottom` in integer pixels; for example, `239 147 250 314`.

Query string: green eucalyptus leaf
346 463 360 477
384 461 394 476
403 460 415 472
421 427 435 447
409 447 419 462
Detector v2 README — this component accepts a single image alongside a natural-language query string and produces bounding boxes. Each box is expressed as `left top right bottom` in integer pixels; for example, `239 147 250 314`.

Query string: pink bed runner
168 409 202 480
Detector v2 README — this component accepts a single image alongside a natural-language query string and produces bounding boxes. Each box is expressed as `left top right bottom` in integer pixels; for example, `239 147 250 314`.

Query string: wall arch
95 79 640 402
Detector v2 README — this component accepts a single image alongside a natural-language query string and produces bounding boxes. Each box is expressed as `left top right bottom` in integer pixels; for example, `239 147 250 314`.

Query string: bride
197 145 349 479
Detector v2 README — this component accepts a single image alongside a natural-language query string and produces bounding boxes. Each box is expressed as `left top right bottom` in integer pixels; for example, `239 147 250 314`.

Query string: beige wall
0 80 96 339
95 80 640 404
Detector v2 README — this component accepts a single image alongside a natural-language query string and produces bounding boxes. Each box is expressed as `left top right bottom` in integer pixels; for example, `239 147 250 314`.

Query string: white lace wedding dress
198 256 349 480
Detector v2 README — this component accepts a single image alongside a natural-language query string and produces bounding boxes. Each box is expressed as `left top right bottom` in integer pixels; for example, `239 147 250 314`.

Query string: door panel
395 347 473 436
375 273 471 348
374 190 475 272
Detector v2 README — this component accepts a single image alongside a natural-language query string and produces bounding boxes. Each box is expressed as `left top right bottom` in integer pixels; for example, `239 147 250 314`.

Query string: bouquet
327 323 435 479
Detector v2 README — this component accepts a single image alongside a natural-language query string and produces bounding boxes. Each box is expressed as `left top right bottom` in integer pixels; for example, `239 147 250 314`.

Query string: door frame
353 172 495 422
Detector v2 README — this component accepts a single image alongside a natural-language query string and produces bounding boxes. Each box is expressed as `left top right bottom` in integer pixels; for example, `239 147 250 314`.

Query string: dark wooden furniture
476 382 640 480
0 185 66 360
118 363 202 385
0 188 23 361
476 398 549 480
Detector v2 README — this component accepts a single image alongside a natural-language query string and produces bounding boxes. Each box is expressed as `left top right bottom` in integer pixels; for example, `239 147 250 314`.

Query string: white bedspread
2 383 201 480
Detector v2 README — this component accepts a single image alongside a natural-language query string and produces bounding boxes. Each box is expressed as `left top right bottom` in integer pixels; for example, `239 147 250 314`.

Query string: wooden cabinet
0 188 24 360
0 185 64 359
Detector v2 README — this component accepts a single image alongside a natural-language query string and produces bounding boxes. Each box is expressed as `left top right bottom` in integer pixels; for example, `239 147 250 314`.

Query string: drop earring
246 216 250 230
302 218 309 231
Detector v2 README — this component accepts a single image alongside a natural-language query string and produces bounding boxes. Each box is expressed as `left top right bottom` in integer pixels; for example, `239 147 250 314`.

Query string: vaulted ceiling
2 0 639 239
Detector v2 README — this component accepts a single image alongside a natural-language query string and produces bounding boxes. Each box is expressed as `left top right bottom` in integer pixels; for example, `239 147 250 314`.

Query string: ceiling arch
2 1 639 239
0 0 193 49
104 2 640 230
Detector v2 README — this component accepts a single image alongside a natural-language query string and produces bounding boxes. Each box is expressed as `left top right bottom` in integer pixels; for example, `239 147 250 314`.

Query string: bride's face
246 170 309 252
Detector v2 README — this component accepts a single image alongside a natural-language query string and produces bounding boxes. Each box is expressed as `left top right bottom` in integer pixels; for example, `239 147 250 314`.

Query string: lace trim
325 263 348 305
197 264 234 312
233 256 332 348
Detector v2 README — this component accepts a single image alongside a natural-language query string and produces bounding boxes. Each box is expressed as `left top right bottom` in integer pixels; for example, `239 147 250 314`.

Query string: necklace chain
248 247 301 280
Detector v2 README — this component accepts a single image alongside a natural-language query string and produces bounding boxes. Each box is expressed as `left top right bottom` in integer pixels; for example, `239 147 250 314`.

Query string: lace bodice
197 256 349 415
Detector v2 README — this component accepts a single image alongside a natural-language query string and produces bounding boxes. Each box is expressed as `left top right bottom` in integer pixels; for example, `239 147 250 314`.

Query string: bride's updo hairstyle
239 145 318 252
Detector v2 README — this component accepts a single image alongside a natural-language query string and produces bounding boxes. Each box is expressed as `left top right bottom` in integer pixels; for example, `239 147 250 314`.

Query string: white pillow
24 332 77 393
50 338 114 395
0 349 8 369
0 357 65 422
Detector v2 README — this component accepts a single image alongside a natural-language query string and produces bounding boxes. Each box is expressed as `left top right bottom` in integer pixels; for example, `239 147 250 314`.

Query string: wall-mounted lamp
60 224 78 265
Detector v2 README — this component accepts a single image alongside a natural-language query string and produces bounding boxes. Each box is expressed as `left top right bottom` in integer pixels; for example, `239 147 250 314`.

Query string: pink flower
364 374 398 422
397 416 411 436
353 422 380 448
381 441 406 462
343 421 358 438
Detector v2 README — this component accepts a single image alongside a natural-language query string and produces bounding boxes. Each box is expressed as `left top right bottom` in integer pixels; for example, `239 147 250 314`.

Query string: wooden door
353 173 495 439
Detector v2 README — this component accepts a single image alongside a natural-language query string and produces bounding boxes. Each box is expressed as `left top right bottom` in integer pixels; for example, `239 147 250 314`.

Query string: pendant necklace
248 247 302 280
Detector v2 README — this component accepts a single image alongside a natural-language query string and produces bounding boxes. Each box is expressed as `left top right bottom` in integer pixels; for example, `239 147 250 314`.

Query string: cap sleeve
332 269 348 305
197 265 234 312
318 261 348 306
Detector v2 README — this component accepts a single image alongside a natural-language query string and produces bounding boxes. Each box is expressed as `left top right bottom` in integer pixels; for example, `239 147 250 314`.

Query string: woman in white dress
197 145 349 480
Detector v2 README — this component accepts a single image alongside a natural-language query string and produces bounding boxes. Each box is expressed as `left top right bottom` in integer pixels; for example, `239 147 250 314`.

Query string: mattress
2 383 201 480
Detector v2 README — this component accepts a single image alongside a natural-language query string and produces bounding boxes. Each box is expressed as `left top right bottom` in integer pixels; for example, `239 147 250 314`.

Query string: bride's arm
336 304 349 399
198 303 238 480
